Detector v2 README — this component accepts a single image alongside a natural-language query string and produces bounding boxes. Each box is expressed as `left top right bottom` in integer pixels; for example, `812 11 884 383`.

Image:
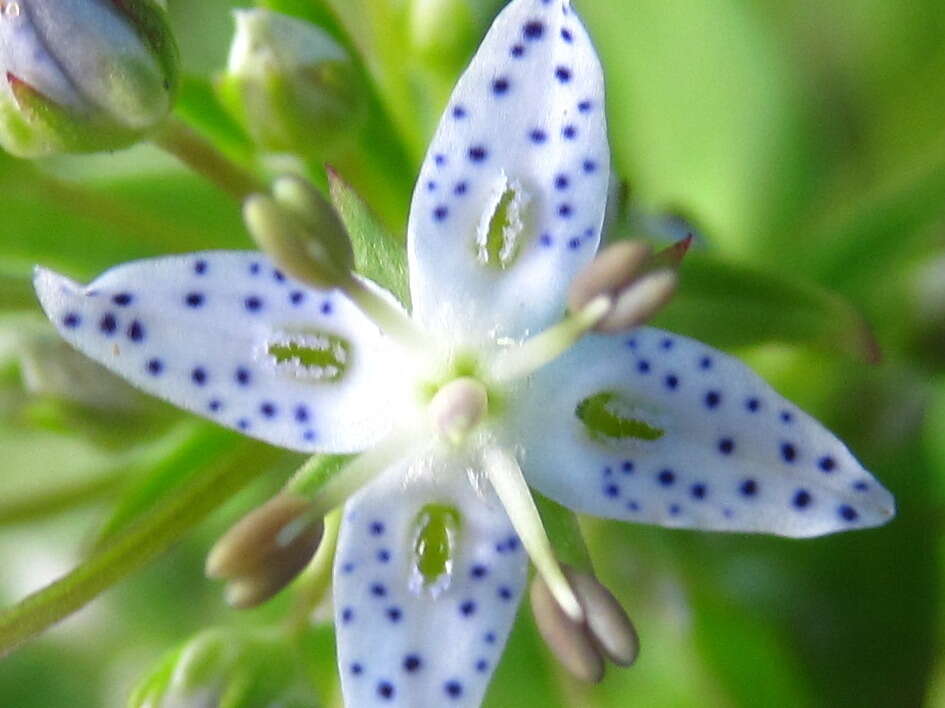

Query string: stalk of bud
531 566 640 682
0 0 178 157
206 492 323 609
218 9 364 162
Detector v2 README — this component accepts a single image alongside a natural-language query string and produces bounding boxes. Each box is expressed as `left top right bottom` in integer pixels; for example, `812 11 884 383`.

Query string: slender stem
152 118 265 201
0 440 283 658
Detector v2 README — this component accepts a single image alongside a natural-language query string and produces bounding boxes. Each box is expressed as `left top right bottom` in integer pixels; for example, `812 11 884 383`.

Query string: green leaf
328 168 410 305
654 252 881 363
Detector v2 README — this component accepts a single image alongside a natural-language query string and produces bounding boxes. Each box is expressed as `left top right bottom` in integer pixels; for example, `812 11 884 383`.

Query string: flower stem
0 440 283 658
152 118 265 201
0 471 124 528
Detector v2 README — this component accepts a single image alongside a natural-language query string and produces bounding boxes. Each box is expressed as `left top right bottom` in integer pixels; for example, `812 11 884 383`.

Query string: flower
32 0 895 706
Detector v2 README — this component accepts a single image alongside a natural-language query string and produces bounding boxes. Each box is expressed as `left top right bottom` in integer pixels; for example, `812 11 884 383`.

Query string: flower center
428 376 489 445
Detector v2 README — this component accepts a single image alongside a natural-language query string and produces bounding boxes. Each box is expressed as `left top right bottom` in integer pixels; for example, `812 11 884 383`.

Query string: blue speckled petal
512 327 895 537
34 252 407 453
334 459 527 707
408 0 609 341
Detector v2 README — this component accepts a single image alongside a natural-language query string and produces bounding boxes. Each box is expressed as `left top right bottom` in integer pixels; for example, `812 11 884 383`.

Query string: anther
206 492 324 608
531 566 639 682
567 240 678 333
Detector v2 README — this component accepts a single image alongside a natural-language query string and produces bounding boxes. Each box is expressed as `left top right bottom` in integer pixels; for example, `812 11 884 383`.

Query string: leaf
327 168 410 305
653 251 881 363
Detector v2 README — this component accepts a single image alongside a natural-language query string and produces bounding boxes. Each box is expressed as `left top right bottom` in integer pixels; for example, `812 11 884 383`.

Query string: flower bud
243 178 354 290
531 566 639 682
218 9 364 161
0 0 179 157
206 492 324 609
129 627 316 708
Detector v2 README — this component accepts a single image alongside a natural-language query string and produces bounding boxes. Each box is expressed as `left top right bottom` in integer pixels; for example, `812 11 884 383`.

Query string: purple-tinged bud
0 0 179 157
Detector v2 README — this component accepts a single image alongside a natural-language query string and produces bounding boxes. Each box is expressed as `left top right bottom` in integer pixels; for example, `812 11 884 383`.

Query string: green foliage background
1 0 944 706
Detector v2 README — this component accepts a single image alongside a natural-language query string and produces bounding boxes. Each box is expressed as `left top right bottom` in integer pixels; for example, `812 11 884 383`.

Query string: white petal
334 458 527 707
408 0 609 341
34 252 407 453
511 327 895 537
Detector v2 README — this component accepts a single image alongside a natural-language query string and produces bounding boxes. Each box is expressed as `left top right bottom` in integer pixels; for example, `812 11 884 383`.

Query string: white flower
33 1 894 706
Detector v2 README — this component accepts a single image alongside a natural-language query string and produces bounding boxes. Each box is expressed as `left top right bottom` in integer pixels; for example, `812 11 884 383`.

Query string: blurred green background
1 0 945 706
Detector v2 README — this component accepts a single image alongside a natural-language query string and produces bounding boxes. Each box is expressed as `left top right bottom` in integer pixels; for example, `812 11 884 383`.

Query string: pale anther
531 566 639 682
429 377 489 444
596 269 678 333
567 240 651 314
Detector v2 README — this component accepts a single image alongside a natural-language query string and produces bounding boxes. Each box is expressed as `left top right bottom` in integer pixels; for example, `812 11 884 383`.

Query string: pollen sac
0 0 178 157
206 492 324 609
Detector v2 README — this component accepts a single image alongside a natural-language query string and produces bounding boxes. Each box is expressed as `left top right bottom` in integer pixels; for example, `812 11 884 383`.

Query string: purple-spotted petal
34 252 407 453
510 327 895 537
408 0 608 341
334 459 527 707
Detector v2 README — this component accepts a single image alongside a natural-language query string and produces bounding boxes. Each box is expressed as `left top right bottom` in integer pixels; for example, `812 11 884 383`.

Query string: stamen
482 446 583 622
489 296 610 382
288 428 427 525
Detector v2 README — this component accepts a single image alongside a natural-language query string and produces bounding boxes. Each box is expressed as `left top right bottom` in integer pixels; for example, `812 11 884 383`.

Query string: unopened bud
0 0 178 157
206 492 323 608
567 240 651 314
218 9 364 161
531 567 639 682
272 174 354 273
243 184 353 290
129 627 317 708
429 377 489 444
597 269 678 333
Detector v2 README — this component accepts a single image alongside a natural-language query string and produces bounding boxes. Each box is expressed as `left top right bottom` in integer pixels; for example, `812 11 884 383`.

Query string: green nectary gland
267 332 350 382
413 504 461 584
576 392 664 442
483 187 518 269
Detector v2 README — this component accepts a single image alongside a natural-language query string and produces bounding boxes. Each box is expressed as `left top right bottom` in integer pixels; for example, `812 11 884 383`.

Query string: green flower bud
0 0 179 157
218 9 364 161
129 627 318 708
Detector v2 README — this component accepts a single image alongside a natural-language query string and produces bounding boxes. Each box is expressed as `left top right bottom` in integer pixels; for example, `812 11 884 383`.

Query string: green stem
152 118 265 201
0 471 124 527
0 440 282 658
